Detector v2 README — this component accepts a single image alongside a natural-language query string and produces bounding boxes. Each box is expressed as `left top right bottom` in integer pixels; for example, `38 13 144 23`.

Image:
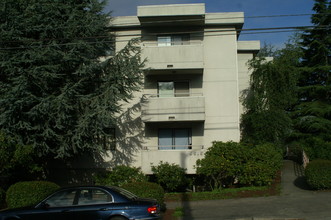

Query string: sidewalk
165 160 331 220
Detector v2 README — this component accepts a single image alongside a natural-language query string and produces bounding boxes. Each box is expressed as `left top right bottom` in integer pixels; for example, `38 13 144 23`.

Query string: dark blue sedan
0 185 160 220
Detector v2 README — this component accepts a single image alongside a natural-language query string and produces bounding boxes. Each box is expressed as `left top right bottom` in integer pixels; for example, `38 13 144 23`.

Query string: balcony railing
143 145 204 151
141 43 204 69
141 94 205 122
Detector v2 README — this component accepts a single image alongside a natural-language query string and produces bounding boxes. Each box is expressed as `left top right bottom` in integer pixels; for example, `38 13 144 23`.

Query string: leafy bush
196 141 248 190
240 143 282 186
0 187 5 208
94 165 148 187
196 141 282 189
151 161 188 192
6 181 60 208
305 159 331 190
301 137 331 161
0 132 44 187
122 182 165 210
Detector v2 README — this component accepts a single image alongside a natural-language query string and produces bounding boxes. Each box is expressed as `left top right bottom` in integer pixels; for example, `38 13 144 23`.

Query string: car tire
110 216 128 220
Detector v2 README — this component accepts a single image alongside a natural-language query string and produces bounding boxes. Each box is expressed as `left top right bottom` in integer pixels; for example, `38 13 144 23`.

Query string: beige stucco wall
101 4 259 174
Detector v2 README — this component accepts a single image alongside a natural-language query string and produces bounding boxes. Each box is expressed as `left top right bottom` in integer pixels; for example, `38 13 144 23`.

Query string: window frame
158 128 192 150
157 81 190 97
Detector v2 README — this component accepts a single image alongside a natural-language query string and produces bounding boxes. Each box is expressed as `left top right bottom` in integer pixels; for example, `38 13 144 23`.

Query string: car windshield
111 187 138 200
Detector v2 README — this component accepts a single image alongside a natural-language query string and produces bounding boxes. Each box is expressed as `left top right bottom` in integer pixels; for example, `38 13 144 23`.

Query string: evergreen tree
0 0 144 159
290 0 331 159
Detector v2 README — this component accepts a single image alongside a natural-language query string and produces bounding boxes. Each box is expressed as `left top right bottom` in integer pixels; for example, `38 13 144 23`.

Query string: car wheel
110 216 128 220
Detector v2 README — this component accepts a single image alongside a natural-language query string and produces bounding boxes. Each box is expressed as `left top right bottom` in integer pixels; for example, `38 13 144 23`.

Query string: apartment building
106 4 260 174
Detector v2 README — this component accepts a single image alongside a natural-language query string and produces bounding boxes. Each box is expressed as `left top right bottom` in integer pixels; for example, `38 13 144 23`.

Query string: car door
27 188 79 220
70 188 115 220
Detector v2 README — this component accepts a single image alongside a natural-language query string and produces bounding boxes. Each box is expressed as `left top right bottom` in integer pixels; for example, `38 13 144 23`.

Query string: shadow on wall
47 100 145 186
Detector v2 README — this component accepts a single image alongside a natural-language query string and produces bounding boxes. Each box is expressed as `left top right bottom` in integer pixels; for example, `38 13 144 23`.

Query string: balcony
141 43 204 69
141 94 205 122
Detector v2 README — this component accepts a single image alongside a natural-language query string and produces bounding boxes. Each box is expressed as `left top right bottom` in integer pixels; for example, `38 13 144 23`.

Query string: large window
158 81 189 97
158 128 192 150
157 34 190 46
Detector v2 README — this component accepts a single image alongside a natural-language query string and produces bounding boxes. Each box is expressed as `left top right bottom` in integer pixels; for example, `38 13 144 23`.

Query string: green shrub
300 137 331 161
94 165 148 187
240 143 283 186
151 161 188 192
305 159 331 190
196 141 282 189
6 181 60 208
122 182 165 210
0 187 5 208
196 141 248 190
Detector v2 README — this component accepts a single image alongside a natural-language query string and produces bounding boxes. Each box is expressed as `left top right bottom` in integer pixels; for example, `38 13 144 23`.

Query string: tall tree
290 0 331 159
0 0 144 159
241 40 300 145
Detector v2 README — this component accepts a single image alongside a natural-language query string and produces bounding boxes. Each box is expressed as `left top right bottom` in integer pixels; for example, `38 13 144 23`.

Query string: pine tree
290 0 331 159
0 0 144 159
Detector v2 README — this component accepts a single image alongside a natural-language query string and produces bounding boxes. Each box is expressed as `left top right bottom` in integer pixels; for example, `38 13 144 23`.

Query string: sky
104 0 316 48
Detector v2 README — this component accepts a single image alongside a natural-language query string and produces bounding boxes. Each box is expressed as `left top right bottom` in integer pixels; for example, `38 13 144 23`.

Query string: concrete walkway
166 160 331 220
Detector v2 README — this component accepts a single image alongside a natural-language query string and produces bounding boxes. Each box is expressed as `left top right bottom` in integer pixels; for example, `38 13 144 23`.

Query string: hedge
305 159 331 190
0 187 5 209
196 141 283 189
6 181 60 208
94 165 148 187
122 182 165 210
151 161 188 192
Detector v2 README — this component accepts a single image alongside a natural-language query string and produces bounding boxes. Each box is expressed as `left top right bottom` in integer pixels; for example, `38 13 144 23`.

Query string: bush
0 187 5 208
305 159 331 190
196 141 283 189
122 182 165 210
151 161 188 192
94 165 148 187
6 181 60 208
296 137 331 161
240 143 283 186
196 141 248 190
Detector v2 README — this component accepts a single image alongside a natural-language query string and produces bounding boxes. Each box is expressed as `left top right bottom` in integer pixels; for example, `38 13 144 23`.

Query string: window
157 34 190 46
158 81 189 97
77 189 112 205
158 128 192 150
102 128 116 151
45 190 77 207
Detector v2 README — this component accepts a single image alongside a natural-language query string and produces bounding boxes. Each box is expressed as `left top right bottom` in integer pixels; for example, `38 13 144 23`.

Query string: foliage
298 137 331 160
196 142 282 190
240 143 283 186
151 161 188 192
196 141 247 190
173 207 184 217
6 181 60 208
0 0 144 159
0 187 5 208
290 0 331 150
0 131 43 188
94 165 148 187
241 40 300 145
305 159 331 189
122 182 165 210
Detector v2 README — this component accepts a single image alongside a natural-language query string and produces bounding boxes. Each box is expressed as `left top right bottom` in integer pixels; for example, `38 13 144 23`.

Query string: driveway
165 160 331 220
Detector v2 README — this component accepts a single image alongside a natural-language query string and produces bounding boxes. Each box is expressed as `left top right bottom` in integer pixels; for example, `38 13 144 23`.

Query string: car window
45 190 77 207
77 189 113 205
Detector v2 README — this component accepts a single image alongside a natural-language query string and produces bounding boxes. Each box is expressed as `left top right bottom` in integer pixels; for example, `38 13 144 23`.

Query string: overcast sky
104 0 316 48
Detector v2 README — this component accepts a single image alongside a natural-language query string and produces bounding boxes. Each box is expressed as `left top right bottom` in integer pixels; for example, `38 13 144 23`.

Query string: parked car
0 185 160 220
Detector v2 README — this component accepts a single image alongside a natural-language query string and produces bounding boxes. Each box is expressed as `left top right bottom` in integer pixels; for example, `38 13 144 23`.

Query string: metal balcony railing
143 145 204 150
142 93 203 99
